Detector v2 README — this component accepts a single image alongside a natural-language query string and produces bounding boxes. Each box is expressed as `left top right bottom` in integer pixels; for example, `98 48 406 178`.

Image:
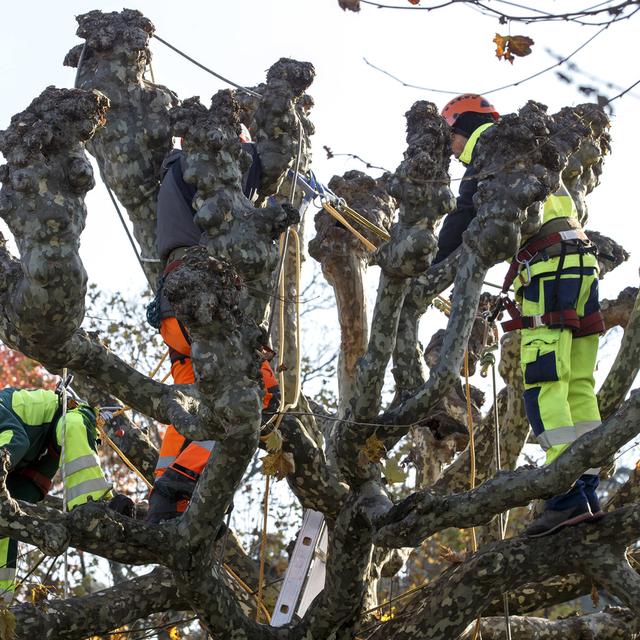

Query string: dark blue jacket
433 123 493 264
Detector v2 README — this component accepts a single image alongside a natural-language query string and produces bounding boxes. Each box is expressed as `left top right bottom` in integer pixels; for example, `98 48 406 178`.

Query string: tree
0 7 639 639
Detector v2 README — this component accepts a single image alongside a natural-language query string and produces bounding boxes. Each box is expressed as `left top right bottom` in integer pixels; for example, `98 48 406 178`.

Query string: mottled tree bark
64 9 178 284
460 608 639 640
308 170 396 414
1 23 634 639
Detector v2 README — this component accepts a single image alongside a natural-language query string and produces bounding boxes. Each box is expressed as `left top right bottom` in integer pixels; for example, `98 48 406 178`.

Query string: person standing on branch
0 387 112 604
147 126 280 524
436 94 605 537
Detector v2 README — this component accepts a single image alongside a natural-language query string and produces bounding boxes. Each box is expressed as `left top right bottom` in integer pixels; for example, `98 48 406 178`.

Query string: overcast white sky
0 0 638 396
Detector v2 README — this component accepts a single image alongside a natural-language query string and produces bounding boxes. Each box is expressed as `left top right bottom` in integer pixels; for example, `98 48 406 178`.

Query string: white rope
59 369 69 599
490 360 512 640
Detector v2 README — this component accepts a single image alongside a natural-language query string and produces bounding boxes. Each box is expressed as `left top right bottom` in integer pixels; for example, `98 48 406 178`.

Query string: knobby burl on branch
0 7 638 640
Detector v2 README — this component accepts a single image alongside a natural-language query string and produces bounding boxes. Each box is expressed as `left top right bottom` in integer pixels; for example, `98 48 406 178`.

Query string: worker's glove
108 493 135 518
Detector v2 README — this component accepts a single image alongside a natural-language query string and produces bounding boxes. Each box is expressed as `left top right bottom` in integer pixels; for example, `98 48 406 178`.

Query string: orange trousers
155 317 278 510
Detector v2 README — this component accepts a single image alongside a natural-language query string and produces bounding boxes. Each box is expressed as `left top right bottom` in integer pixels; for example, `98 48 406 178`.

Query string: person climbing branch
436 94 605 537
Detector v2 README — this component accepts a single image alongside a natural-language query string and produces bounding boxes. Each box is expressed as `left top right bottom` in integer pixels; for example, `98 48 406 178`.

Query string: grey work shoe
524 504 595 538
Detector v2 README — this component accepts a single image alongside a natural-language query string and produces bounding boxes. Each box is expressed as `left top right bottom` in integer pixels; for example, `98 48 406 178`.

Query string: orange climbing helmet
441 94 499 128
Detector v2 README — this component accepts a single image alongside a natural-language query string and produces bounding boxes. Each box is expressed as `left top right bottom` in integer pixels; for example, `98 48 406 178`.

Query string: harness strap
501 309 581 332
168 346 189 366
163 259 184 278
17 468 52 495
575 310 606 338
502 229 591 293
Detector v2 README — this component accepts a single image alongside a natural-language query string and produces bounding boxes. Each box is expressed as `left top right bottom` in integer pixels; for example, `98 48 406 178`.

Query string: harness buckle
517 259 532 287
531 315 545 328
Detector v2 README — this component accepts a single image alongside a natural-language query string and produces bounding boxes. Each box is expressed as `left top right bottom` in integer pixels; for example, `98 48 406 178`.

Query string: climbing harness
493 225 604 336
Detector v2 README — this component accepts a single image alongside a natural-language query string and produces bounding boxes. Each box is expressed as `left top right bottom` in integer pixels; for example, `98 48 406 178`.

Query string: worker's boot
524 481 593 538
146 468 195 524
108 493 135 517
581 473 602 514
147 487 183 524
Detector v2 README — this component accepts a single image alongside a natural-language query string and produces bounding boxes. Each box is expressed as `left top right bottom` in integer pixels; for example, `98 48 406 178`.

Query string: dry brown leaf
261 450 295 480
338 0 361 11
590 581 600 608
359 434 387 466
264 429 283 453
0 609 16 640
493 33 535 64
408 0 421 4
30 583 53 607
438 544 467 565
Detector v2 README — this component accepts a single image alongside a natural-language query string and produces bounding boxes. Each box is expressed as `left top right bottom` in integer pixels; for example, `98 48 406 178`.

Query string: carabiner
517 259 532 287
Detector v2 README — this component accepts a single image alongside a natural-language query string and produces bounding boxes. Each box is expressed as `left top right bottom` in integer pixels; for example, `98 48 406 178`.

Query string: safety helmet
441 94 499 128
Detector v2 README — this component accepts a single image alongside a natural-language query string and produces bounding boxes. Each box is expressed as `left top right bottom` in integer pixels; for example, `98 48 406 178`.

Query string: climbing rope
257 227 302 621
59 369 70 600
257 474 271 622
481 347 513 640
93 350 171 489
435 293 510 639
95 417 153 490
433 295 483 640
463 351 483 640
322 201 378 252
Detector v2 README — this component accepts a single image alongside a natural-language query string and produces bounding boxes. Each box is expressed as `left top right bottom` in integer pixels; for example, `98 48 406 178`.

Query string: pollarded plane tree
0 8 639 640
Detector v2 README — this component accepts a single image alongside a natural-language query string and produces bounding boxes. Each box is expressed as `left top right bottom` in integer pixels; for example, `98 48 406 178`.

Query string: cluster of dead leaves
261 429 295 481
357 435 407 484
493 33 535 64
438 544 467 565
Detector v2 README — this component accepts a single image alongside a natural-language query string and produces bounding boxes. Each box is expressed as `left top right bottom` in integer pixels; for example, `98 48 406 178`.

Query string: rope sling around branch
257 227 303 621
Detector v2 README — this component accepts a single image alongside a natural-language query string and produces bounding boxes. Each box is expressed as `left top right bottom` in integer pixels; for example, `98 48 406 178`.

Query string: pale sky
1 0 638 394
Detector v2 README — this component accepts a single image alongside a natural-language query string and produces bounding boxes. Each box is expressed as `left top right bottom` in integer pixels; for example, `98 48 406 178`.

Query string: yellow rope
149 349 170 379
262 228 302 434
256 226 303 621
223 563 271 622
341 203 391 242
96 420 153 490
109 350 171 418
322 202 377 252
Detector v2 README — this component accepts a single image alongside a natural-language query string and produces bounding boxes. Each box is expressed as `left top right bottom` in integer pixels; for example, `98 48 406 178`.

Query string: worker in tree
147 126 280 524
0 387 112 604
437 94 605 537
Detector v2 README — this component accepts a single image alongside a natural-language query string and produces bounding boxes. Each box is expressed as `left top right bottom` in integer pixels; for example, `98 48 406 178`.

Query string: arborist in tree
0 386 113 604
437 94 605 537
147 125 280 524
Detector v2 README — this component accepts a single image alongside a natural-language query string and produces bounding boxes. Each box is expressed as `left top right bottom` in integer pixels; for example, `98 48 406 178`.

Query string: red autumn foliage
0 344 56 390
